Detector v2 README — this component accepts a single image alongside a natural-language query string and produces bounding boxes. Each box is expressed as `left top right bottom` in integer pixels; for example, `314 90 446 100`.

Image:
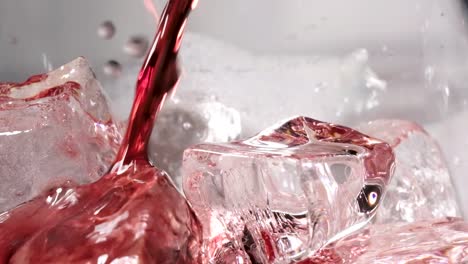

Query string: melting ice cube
0 57 120 212
182 116 395 263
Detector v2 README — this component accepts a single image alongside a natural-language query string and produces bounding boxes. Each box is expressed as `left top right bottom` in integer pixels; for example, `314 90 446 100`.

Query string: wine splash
0 0 201 263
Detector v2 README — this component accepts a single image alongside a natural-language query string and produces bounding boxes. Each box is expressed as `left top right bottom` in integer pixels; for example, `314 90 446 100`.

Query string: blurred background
0 0 467 216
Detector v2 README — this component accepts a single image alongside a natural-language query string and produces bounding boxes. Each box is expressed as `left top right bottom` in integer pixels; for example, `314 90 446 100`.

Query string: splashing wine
0 0 201 263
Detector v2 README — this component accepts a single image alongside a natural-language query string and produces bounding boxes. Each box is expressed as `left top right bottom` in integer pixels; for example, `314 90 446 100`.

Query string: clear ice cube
182 116 395 263
305 217 468 263
427 111 468 217
149 90 241 187
0 57 120 212
357 120 461 223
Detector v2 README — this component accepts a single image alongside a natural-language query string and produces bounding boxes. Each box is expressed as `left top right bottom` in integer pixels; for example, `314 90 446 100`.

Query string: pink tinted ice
182 116 395 263
0 58 120 212
304 217 468 263
358 120 461 223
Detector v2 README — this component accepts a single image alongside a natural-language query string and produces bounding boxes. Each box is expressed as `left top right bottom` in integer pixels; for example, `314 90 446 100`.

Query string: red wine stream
0 0 201 263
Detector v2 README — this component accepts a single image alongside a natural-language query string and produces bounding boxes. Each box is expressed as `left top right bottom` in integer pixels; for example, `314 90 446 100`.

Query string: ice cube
358 120 461 223
148 90 241 187
426 111 468 217
0 57 120 212
182 116 395 263
178 33 388 136
304 217 468 263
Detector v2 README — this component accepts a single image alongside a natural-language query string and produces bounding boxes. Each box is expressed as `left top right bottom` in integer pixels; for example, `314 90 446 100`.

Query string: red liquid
0 0 201 263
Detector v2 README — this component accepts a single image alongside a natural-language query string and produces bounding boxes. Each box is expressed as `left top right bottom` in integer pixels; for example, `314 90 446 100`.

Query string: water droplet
97 21 116 40
124 36 149 58
183 122 192 130
103 60 122 77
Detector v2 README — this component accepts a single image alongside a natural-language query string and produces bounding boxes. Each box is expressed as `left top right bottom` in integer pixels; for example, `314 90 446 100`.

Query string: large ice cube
182 116 395 263
305 217 468 263
358 120 461 223
0 57 120 212
179 34 388 136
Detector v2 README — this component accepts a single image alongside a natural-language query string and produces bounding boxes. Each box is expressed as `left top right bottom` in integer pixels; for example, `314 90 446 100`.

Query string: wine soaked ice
0 0 201 263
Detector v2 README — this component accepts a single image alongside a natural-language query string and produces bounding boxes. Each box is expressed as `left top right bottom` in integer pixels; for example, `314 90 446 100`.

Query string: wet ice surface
358 120 461 223
0 30 466 264
123 36 149 58
182 117 395 263
103 32 468 215
0 161 202 263
0 58 120 213
306 217 468 263
104 32 388 187
427 111 468 217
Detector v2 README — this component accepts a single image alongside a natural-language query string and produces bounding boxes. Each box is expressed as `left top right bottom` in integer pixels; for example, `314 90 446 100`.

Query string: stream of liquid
0 0 201 263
